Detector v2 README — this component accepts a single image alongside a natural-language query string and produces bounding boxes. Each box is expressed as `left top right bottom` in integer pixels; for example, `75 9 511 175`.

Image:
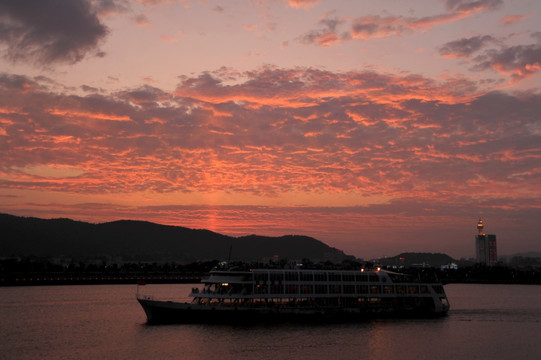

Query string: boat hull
137 297 448 324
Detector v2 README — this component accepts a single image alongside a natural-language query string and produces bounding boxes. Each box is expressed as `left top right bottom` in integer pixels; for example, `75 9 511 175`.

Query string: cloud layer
1 67 539 203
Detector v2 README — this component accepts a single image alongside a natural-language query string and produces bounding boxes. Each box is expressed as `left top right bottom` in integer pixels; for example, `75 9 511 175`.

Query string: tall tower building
475 219 497 266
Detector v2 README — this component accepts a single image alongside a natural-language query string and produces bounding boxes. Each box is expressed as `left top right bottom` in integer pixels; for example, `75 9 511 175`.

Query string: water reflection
1 284 540 360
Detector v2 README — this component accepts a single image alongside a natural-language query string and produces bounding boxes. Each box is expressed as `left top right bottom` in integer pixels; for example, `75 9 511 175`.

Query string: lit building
475 219 498 266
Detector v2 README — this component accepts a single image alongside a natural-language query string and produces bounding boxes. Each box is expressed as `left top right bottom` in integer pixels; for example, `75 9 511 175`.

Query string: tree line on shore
1 257 540 286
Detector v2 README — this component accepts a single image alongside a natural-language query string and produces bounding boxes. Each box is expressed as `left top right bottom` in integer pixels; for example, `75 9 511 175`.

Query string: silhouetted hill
500 251 541 261
0 213 351 263
377 252 455 267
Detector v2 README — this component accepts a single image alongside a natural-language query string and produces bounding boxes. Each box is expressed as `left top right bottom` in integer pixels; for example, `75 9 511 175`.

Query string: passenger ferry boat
137 264 449 324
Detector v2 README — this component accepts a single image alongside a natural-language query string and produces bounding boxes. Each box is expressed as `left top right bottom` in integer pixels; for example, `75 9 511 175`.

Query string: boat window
314 273 327 282
328 273 341 282
271 284 282 294
301 273 313 281
255 284 267 294
343 274 355 282
383 285 394 294
216 284 230 294
315 284 327 294
285 271 298 281
270 273 283 282
370 285 381 294
420 285 430 294
286 285 298 294
357 285 369 294
242 284 251 295
329 285 341 294
343 285 355 294
388 273 413 283
396 285 406 294
301 285 313 294
254 273 267 283
408 286 419 294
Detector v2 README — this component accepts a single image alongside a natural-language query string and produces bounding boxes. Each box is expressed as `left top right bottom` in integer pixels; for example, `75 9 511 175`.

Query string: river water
1 283 540 360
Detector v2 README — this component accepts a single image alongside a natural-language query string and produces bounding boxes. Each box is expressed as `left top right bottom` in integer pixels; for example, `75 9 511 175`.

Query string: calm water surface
1 283 540 360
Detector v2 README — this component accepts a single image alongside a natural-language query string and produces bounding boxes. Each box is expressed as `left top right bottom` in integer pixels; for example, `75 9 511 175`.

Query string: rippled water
1 283 540 360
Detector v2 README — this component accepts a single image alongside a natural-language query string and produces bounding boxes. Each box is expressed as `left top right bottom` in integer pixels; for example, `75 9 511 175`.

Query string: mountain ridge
0 213 351 263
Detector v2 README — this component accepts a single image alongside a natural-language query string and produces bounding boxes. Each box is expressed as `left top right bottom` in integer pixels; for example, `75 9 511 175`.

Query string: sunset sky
1 0 540 260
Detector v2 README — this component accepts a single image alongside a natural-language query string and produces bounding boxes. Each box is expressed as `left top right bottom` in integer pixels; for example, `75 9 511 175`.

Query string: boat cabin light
221 283 229 286
376 267 381 272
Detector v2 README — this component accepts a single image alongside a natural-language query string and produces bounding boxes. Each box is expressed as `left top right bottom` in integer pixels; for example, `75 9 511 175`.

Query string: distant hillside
501 251 541 259
0 213 351 263
377 252 455 267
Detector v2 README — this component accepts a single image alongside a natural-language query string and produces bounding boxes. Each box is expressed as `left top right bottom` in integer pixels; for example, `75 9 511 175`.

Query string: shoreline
2 277 540 287
0 275 202 287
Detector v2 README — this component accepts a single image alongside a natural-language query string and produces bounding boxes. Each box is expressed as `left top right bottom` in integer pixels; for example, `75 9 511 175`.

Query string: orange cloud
159 34 178 43
473 43 541 83
287 0 320 9
47 109 131 122
500 14 529 25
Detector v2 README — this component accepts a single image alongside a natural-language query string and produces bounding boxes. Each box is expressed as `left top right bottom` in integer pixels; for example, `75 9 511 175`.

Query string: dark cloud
92 0 129 16
117 85 170 106
0 0 109 66
473 43 541 82
0 73 38 90
532 32 541 42
298 16 348 46
445 0 503 12
81 85 100 92
133 14 150 26
440 32 541 82
299 0 502 45
439 35 497 58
